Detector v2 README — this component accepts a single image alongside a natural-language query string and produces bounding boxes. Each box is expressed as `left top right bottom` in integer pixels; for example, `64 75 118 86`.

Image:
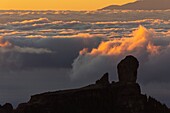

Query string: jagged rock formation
101 0 170 10
96 72 110 85
0 103 13 113
0 55 170 113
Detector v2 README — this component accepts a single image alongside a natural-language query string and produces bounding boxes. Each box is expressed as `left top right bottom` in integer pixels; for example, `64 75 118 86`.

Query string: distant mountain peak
101 0 170 10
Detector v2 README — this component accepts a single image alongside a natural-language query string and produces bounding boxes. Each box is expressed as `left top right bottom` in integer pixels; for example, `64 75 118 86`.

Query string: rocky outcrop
117 55 139 83
0 55 170 113
0 103 13 113
13 55 170 113
96 72 110 85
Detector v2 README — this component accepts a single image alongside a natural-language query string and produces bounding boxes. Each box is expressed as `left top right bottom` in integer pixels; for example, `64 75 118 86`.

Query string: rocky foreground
0 55 170 113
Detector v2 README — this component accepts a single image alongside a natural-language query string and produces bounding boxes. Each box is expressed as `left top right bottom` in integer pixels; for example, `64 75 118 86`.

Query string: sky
0 0 136 10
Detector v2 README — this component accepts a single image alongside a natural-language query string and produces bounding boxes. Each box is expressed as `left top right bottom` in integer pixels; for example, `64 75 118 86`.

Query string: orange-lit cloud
82 26 155 56
0 37 11 47
71 25 170 80
11 18 49 25
147 43 160 55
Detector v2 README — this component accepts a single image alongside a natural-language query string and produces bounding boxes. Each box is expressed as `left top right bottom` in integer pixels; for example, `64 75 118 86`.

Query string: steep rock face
0 55 170 113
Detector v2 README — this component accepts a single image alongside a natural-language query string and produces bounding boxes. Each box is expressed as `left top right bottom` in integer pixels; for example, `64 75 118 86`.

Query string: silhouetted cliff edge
0 55 170 113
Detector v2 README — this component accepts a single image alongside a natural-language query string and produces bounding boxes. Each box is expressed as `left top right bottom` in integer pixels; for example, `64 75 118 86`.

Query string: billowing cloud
0 35 102 71
0 37 53 71
0 37 52 54
70 26 170 105
70 26 155 80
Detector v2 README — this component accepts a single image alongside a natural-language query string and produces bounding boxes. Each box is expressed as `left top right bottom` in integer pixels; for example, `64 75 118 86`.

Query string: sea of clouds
0 10 170 107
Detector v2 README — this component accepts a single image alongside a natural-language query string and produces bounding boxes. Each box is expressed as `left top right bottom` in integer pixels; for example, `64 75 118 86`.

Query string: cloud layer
0 10 170 107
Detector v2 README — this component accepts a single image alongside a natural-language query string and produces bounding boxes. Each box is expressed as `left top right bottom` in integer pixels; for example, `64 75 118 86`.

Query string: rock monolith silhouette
117 55 139 83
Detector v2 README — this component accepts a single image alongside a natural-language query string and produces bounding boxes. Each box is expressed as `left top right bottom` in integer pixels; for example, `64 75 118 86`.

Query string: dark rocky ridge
0 55 170 113
101 0 170 10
